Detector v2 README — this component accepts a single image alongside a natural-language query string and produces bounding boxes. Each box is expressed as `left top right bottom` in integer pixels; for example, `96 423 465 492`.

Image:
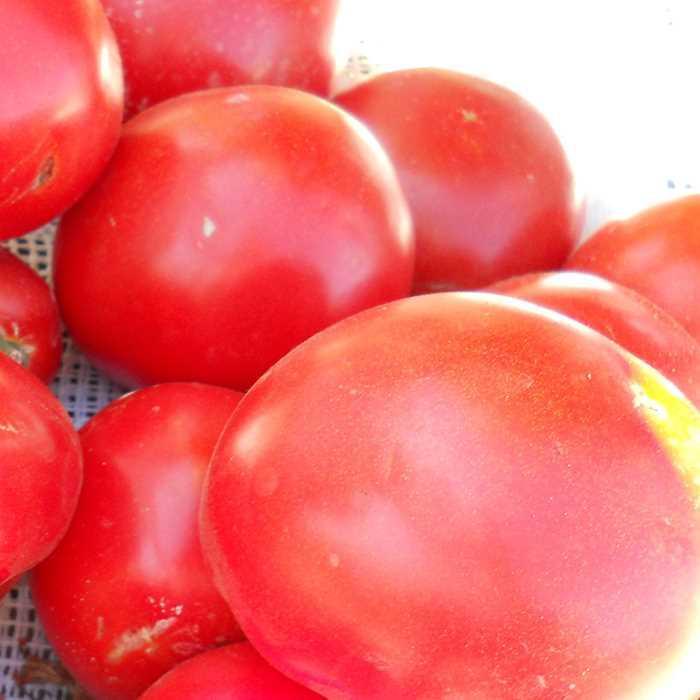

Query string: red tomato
488 271 700 406
0 0 123 239
31 383 245 700
138 643 322 700
336 68 580 292
0 353 82 593
202 292 700 699
54 87 413 390
0 247 62 382
103 0 339 117
567 195 700 343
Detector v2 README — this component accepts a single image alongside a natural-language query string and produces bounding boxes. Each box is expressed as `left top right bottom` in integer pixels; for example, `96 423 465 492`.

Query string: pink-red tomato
488 271 700 406
202 292 700 700
567 195 700 343
0 247 62 381
335 68 580 293
31 383 245 700
0 0 123 239
103 0 339 117
0 353 82 593
138 643 322 700
54 87 413 390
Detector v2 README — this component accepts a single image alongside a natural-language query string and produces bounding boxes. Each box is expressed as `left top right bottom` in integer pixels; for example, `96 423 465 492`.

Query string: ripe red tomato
139 643 322 700
488 271 700 406
0 353 82 594
0 247 62 382
31 383 245 700
202 292 700 699
103 0 339 118
567 195 700 343
335 68 580 292
54 87 413 390
0 0 123 239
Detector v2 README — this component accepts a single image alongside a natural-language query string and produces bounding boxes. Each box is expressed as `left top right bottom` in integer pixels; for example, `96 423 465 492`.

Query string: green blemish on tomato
0 334 31 369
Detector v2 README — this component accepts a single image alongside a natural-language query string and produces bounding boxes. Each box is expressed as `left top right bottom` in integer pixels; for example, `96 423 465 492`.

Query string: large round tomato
488 271 700 406
54 87 413 390
31 383 245 700
0 247 62 381
103 0 339 117
202 293 700 699
335 69 580 292
0 353 81 593
567 195 700 342
0 0 123 239
139 643 322 700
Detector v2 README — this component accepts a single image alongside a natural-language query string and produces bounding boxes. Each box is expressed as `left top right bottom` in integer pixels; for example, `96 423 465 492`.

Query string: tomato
488 271 700 406
335 68 580 292
0 247 62 382
0 353 82 594
567 195 700 343
31 383 245 700
103 0 338 118
138 643 322 699
0 0 123 240
202 292 700 700
54 87 413 390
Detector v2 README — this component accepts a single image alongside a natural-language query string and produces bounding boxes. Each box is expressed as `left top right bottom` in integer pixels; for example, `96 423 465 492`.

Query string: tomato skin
31 383 245 700
0 247 62 381
138 643 322 700
0 0 123 239
54 86 413 390
488 271 700 406
202 292 700 699
567 195 700 343
335 68 579 292
103 0 338 117
0 354 82 592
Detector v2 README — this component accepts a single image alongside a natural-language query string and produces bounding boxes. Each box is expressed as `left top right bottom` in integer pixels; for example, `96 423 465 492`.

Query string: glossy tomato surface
0 353 82 591
567 195 700 343
336 68 580 292
0 247 61 381
488 271 700 406
55 86 413 390
103 0 339 117
202 293 700 700
0 0 123 239
139 643 322 700
31 383 244 700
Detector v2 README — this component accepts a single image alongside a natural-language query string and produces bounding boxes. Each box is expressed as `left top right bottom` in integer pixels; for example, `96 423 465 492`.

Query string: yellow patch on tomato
628 354 700 506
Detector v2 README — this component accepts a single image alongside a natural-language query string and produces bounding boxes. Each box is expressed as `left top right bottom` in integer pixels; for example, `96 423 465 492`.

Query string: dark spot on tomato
32 155 55 191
